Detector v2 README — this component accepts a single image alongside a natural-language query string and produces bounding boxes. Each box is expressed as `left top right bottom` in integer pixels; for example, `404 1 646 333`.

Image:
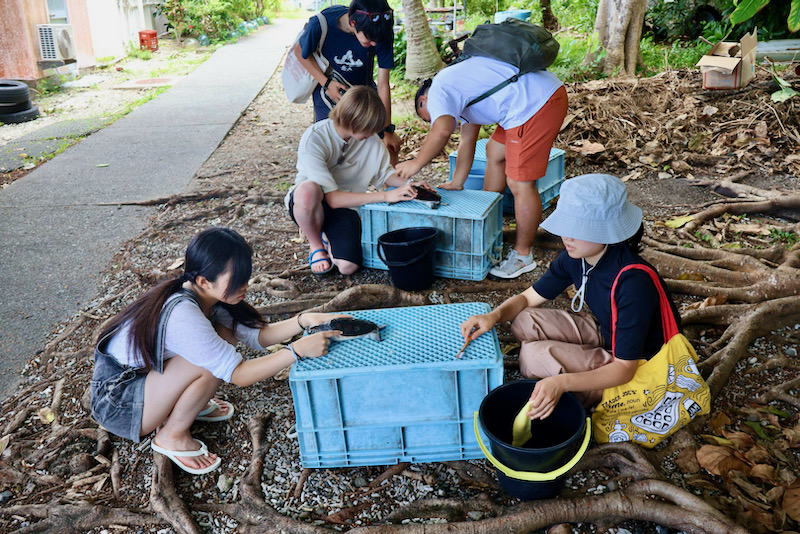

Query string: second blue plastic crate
361 189 503 281
449 139 565 214
289 303 505 468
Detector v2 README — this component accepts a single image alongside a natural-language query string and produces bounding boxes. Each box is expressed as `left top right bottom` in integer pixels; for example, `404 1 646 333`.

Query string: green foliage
157 0 271 39
547 0 597 31
730 0 799 32
391 24 408 79
548 32 604 82
715 0 796 39
770 228 798 246
639 36 711 73
35 76 66 96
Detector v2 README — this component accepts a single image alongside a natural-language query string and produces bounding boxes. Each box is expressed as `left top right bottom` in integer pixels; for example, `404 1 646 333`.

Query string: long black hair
98 227 266 371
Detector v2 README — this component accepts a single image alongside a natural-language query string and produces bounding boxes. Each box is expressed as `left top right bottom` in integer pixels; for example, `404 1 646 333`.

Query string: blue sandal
309 248 333 275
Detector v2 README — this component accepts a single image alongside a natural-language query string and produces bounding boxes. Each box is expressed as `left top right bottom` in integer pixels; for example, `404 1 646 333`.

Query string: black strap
465 73 519 108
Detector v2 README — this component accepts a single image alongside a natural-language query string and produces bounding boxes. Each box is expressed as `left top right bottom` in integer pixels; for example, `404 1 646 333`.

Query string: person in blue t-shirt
293 0 401 164
460 174 681 421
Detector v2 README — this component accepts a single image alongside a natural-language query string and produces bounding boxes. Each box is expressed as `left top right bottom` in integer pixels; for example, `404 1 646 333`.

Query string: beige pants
510 308 614 408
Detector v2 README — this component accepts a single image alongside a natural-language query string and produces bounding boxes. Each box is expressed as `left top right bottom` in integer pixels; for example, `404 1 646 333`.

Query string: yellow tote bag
591 264 711 448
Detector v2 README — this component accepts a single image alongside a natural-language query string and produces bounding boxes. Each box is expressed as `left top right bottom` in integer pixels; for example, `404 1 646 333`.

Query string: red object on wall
139 30 158 52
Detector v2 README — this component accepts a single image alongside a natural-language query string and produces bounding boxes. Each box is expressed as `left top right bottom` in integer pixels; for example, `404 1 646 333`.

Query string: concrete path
0 19 304 398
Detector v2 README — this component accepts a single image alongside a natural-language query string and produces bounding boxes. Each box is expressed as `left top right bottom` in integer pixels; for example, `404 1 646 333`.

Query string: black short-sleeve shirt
532 245 679 360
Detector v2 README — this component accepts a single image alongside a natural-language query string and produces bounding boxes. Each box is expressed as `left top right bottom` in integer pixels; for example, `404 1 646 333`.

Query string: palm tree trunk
401 0 446 80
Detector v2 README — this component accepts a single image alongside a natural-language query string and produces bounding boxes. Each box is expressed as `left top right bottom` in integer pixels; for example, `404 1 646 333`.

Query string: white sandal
151 438 222 475
195 399 235 422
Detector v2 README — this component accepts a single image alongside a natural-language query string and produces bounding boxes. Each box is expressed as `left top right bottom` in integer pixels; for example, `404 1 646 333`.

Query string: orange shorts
490 85 568 182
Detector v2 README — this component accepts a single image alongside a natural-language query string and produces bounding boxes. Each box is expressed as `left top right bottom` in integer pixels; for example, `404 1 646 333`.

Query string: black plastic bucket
377 227 439 291
475 380 590 500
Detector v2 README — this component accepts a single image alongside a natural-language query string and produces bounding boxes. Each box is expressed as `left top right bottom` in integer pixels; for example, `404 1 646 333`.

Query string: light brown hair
329 86 386 135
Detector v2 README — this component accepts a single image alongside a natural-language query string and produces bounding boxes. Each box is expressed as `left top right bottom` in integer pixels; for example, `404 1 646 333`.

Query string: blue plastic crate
449 139 565 214
361 189 503 281
289 303 504 468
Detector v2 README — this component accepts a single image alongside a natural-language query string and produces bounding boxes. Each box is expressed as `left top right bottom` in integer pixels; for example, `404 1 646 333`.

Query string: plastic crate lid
361 189 501 219
289 302 502 378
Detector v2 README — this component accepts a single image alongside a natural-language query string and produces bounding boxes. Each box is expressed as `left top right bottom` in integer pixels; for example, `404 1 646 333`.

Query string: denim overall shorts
90 290 200 442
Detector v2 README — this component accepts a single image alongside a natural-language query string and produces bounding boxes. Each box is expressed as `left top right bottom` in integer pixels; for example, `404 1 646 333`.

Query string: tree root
150 453 202 534
0 503 161 533
305 284 429 313
343 479 748 534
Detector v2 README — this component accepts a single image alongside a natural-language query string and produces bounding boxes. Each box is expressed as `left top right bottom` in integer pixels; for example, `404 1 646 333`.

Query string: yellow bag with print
591 264 711 449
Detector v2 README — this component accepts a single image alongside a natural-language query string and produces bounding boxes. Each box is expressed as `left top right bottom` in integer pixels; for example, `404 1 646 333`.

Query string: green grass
126 46 153 60
108 87 169 120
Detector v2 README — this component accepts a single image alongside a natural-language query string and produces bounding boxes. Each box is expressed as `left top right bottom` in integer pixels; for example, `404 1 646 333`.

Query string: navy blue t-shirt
298 6 394 88
532 245 680 361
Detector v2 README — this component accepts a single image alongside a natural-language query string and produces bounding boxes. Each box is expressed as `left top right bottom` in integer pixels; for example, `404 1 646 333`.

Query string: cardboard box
696 30 757 89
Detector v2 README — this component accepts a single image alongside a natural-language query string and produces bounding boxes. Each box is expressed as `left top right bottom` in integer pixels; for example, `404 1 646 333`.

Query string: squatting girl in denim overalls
91 227 342 474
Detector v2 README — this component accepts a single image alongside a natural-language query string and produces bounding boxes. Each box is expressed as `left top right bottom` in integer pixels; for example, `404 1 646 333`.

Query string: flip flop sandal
308 248 333 275
195 399 235 422
151 438 222 475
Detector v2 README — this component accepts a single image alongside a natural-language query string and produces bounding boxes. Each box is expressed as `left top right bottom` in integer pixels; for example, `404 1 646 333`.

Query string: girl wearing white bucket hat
461 174 681 420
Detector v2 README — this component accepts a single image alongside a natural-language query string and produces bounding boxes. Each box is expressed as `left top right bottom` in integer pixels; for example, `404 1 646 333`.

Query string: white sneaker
490 249 537 279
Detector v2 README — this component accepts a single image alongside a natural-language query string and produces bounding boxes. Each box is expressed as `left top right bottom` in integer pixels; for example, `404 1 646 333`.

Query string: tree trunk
541 0 560 32
402 0 446 80
589 0 646 77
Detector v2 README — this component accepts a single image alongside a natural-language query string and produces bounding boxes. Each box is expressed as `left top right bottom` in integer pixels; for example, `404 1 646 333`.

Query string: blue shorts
90 346 146 442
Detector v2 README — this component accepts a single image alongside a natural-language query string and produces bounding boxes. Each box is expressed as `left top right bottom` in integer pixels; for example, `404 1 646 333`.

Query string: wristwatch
383 124 396 134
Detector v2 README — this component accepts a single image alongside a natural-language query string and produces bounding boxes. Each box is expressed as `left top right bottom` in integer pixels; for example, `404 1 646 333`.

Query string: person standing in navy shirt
294 0 401 164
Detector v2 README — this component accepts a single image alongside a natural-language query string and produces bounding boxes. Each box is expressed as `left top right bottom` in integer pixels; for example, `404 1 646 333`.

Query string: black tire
0 99 33 114
0 80 31 105
0 105 39 124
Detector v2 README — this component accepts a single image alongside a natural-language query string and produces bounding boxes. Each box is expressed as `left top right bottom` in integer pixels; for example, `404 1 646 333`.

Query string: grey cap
540 174 642 244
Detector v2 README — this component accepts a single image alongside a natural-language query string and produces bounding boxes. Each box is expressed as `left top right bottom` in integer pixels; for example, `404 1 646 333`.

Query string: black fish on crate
412 185 441 209
305 318 383 341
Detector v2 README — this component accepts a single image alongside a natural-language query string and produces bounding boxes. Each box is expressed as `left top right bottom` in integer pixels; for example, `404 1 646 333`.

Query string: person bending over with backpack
459 174 681 419
286 86 430 276
293 0 401 164
395 56 568 279
91 227 344 475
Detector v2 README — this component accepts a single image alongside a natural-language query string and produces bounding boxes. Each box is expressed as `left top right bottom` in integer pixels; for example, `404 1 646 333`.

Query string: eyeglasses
355 9 393 22
336 140 350 165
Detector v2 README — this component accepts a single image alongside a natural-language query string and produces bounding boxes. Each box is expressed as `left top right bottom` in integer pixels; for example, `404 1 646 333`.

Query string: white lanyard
571 246 608 313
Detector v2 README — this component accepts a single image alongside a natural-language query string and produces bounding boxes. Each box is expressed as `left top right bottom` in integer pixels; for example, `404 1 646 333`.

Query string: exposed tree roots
2 175 797 533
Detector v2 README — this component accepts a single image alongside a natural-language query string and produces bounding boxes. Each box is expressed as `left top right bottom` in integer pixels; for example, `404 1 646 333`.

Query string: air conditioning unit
37 24 76 61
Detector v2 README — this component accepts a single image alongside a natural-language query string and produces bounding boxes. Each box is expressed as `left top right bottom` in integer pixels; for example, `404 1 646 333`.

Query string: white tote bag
282 13 330 104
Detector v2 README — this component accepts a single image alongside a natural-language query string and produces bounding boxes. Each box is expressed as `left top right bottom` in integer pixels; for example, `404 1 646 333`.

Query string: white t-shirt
427 56 563 130
284 119 395 210
105 295 264 383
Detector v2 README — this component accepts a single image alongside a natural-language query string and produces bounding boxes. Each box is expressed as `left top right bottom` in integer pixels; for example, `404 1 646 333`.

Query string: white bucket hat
540 174 642 244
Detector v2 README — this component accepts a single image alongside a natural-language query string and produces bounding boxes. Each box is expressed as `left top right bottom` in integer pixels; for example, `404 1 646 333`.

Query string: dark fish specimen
306 318 383 341
412 185 441 208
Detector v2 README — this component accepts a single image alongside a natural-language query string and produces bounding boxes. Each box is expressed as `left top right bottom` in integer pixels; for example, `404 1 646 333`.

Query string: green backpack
459 18 560 108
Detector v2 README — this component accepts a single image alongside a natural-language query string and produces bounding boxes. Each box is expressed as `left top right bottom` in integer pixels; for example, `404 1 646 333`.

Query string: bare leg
483 138 507 194
486 138 542 257
292 181 331 273
142 355 222 471
506 180 542 256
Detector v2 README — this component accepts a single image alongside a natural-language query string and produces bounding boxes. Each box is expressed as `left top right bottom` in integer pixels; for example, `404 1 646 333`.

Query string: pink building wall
66 0 95 69
0 0 95 81
0 0 49 81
